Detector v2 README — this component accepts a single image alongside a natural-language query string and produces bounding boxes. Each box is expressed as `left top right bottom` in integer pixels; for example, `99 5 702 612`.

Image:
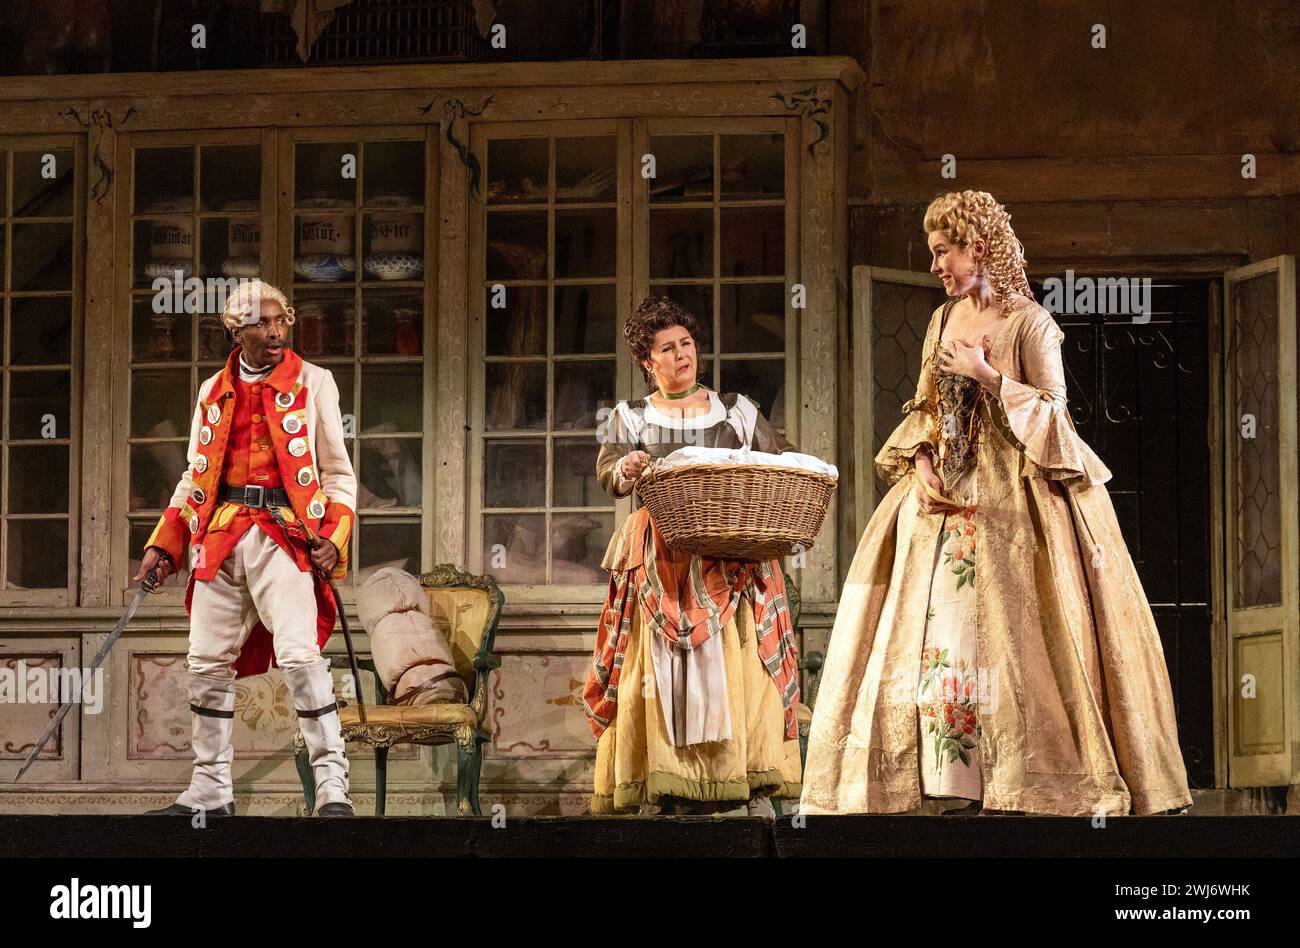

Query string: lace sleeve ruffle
989 308 1112 486
874 397 938 487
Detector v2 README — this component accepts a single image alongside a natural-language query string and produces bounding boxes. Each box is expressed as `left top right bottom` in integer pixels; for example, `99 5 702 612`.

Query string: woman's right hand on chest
619 450 651 482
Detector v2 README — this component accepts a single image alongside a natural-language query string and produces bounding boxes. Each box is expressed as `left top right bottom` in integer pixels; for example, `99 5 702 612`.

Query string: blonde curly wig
219 279 296 332
923 190 1034 312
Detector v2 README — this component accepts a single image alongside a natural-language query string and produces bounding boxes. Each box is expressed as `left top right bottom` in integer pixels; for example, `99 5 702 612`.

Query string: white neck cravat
238 354 273 382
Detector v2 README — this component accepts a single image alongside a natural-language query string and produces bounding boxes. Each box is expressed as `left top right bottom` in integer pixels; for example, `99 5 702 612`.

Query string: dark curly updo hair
625 296 702 391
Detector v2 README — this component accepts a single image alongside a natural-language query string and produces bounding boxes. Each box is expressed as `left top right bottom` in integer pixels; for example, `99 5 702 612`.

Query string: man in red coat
136 281 358 817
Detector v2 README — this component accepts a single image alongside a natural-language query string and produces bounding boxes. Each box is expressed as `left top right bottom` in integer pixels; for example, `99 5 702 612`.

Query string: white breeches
188 525 321 677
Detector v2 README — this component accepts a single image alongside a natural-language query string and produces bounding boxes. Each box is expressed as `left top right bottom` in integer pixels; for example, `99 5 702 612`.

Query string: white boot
283 659 351 811
175 671 236 812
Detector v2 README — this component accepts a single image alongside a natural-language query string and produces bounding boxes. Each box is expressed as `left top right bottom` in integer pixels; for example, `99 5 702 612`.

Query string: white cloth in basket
652 446 838 479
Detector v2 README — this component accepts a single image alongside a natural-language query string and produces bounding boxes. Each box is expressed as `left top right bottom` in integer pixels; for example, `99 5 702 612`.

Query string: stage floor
0 814 1293 858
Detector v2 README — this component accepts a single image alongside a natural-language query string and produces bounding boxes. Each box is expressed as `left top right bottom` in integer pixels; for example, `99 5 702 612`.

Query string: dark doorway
1033 278 1215 790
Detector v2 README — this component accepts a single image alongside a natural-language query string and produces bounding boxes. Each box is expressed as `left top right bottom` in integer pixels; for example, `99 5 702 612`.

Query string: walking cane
268 506 367 724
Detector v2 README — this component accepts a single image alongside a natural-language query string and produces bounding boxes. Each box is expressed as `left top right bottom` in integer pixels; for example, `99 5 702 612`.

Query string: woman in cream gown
802 191 1192 817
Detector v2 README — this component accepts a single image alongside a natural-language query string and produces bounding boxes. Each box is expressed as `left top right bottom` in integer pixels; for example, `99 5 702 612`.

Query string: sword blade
12 579 154 783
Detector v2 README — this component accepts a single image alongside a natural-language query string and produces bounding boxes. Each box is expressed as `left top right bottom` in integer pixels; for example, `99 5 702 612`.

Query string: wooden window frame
0 134 85 607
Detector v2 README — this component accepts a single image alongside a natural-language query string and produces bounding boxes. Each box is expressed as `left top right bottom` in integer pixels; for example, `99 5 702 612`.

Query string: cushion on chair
357 566 429 632
339 702 477 732
370 609 468 702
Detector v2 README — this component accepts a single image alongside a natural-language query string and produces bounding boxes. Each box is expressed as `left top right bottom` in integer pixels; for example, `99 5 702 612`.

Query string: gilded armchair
294 564 503 816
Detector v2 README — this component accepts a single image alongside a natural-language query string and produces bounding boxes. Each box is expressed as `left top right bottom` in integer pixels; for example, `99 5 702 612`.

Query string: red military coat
146 346 358 676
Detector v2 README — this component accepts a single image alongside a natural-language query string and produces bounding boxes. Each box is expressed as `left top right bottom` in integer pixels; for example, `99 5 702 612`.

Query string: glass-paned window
647 132 788 427
478 134 619 587
2 145 78 596
291 135 428 587
126 140 262 590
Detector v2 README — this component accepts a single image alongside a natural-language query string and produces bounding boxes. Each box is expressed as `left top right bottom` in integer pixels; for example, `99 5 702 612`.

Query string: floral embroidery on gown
918 504 982 800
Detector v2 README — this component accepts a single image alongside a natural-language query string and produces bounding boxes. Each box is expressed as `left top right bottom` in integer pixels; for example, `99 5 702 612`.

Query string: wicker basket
635 463 836 560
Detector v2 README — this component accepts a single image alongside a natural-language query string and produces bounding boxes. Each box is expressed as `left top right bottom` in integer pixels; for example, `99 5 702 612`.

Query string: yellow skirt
591 598 803 814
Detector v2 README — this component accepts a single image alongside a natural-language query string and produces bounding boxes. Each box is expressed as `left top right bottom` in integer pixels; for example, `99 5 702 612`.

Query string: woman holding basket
582 296 804 817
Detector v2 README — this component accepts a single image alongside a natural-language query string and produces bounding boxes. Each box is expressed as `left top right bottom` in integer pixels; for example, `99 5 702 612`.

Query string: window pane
364 140 425 206
132 296 191 363
7 370 70 439
720 134 784 199
552 439 602 507
357 520 420 585
485 363 546 431
484 441 545 508
487 138 548 204
486 285 546 357
363 212 423 279
291 293 353 359
720 359 785 427
551 513 613 585
294 211 357 278
8 445 70 514
7 520 68 589
486 213 547 279
720 206 784 277
649 283 713 353
649 209 712 279
647 136 712 202
131 369 191 438
483 513 545 584
199 145 260 212
295 142 358 206
197 315 230 363
135 148 194 213
362 291 422 355
13 148 75 217
555 136 616 203
130 442 187 512
555 284 615 355
554 360 613 430
11 223 73 291
359 364 422 433
135 219 194 288
720 282 785 353
11 296 72 365
555 209 615 278
359 439 421 509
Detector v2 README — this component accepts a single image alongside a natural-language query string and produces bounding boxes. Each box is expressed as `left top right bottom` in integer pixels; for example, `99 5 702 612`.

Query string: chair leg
454 729 481 817
470 738 485 817
294 738 315 816
374 746 388 818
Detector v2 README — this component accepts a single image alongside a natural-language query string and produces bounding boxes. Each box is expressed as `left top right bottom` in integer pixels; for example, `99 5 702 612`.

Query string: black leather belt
217 484 292 509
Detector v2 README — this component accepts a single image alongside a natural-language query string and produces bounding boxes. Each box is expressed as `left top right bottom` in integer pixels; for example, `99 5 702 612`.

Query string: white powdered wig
220 279 296 332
